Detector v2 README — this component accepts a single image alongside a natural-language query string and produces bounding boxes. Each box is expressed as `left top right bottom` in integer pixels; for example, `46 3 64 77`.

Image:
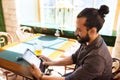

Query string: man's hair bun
98 5 109 18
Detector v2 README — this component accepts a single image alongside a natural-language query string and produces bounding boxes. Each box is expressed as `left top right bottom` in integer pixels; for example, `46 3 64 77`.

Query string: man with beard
30 5 112 80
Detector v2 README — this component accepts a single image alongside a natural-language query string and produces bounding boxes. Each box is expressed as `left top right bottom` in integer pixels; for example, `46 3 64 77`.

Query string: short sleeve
65 55 105 80
72 48 80 64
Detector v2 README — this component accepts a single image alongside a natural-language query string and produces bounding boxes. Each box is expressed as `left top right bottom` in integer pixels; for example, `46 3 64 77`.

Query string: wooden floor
0 70 29 80
0 66 69 80
7 75 23 80
0 75 26 80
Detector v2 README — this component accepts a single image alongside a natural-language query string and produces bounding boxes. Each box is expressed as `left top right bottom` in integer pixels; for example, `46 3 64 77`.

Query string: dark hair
77 5 109 32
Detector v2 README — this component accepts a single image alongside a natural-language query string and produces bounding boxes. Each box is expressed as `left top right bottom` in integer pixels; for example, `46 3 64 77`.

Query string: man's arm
38 75 65 80
40 55 73 66
65 55 106 80
30 64 65 80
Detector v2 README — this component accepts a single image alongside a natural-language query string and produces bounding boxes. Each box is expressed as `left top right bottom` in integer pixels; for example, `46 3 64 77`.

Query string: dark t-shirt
65 35 112 80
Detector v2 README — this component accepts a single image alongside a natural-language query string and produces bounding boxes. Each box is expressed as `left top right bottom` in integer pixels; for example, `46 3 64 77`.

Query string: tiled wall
2 0 19 41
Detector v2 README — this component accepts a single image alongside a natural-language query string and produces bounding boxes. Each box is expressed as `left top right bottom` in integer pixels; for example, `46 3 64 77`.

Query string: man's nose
74 30 77 35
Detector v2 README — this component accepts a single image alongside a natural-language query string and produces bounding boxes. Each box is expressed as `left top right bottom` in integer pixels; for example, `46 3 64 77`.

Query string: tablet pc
22 49 41 68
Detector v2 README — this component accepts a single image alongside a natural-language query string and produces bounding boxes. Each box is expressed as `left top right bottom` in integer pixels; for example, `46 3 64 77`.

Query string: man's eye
77 28 81 32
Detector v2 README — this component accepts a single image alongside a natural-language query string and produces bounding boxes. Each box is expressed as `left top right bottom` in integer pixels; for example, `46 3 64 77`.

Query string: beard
76 33 90 43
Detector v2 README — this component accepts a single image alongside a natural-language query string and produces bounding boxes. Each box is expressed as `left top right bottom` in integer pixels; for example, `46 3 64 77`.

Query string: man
30 5 112 80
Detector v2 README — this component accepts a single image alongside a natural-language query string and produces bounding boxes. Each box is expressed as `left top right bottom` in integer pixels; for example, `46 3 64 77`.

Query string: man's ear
89 27 97 34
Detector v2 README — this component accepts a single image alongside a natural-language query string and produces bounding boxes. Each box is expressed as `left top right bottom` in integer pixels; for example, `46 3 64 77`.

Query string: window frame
39 0 119 36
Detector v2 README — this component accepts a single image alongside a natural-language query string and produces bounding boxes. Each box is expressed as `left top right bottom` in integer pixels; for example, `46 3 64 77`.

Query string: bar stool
112 58 120 80
16 26 34 41
0 32 16 80
0 32 13 45
0 37 6 47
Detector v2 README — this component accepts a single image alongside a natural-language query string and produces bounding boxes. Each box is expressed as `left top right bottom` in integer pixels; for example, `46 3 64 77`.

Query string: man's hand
39 55 53 65
39 55 73 66
30 64 43 80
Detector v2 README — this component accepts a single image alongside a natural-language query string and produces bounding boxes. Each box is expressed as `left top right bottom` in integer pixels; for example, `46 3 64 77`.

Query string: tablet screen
23 49 41 68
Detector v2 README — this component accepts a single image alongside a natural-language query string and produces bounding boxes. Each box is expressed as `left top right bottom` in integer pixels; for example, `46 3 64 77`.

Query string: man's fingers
39 55 46 61
30 64 37 69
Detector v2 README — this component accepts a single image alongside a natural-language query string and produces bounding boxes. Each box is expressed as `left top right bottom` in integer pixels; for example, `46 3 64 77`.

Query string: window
17 0 119 36
40 0 95 30
41 0 118 35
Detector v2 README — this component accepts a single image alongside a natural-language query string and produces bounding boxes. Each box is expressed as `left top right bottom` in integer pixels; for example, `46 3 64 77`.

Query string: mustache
76 34 90 43
76 35 81 39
